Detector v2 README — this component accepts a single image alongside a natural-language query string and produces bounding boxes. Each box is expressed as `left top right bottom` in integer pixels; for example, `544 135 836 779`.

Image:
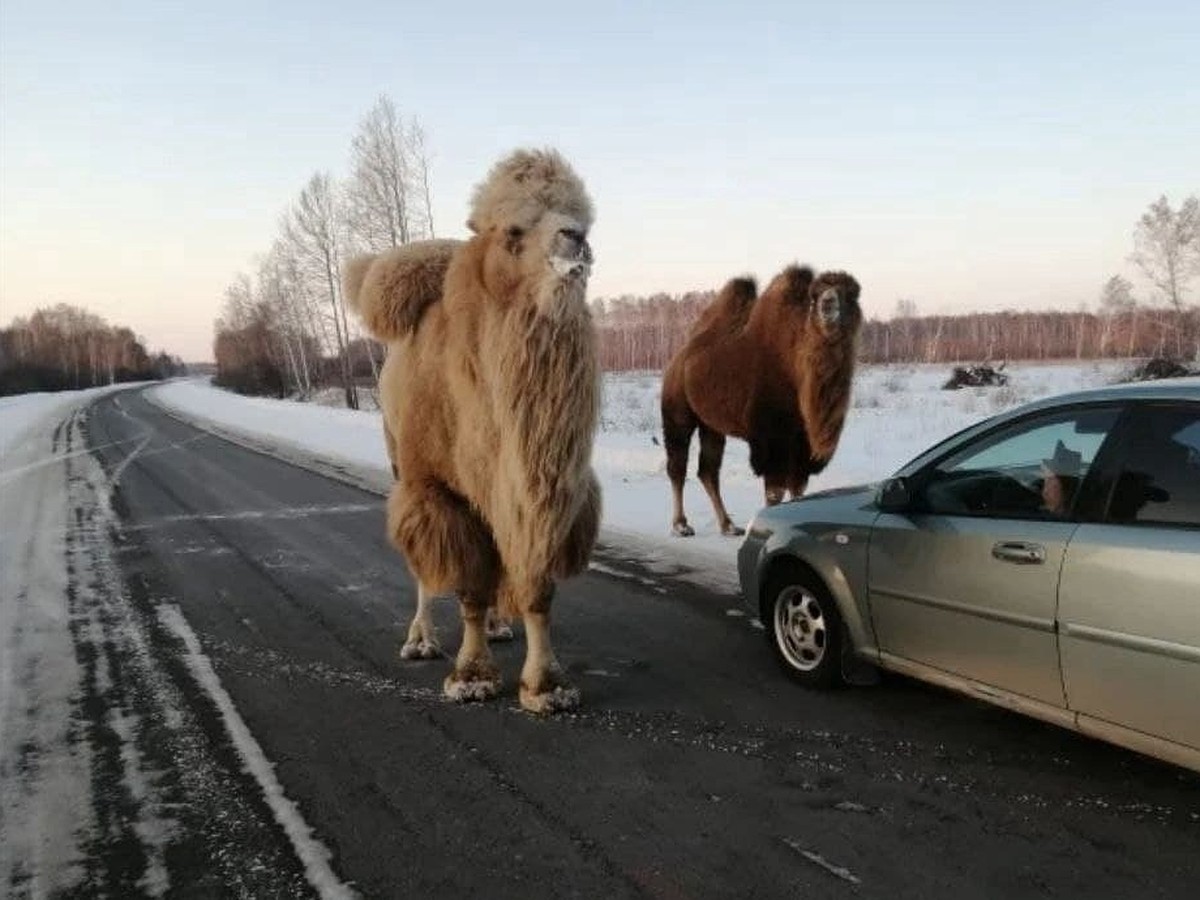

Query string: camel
345 236 516 649
660 264 862 537
343 148 602 714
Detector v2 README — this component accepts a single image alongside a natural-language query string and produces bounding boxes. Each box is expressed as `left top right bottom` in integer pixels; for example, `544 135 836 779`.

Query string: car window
1106 405 1200 528
919 407 1121 520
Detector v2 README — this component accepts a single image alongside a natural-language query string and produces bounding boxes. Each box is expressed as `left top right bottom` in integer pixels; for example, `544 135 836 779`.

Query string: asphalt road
57 387 1200 898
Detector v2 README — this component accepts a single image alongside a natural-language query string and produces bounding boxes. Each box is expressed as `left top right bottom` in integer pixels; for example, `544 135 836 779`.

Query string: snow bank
0 382 148 467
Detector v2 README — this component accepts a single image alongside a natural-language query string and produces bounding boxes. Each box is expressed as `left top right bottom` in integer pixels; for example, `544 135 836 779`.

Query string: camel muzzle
550 233 593 281
818 289 841 325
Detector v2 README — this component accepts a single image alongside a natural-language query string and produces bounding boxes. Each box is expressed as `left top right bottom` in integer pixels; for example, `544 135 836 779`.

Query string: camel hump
343 239 463 341
721 276 758 313
693 275 758 333
761 264 815 306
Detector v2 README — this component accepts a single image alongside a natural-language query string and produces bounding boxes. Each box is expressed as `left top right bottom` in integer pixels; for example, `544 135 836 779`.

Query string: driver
1040 440 1083 515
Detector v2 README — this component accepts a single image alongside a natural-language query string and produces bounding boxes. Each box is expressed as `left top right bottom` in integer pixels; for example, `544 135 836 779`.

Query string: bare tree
347 95 411 251
408 119 436 239
1098 274 1136 357
1129 194 1200 358
257 250 313 395
345 95 437 251
285 171 358 409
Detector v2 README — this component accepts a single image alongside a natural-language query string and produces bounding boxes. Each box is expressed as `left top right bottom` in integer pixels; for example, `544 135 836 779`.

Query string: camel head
466 148 595 318
808 270 862 340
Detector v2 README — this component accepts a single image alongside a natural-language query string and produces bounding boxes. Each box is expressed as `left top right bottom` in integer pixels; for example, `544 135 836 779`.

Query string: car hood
798 481 879 502
748 482 881 535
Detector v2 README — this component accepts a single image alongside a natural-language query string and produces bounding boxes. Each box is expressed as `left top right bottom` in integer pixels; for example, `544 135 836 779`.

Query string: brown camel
660 264 862 537
343 148 602 714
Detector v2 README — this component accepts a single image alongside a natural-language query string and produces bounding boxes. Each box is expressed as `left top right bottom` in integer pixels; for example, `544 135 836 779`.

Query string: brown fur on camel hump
348 147 602 714
661 263 863 537
343 238 463 341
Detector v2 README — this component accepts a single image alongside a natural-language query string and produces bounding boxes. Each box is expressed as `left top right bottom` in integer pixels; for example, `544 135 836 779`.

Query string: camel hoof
399 638 443 660
443 663 501 703
672 522 695 537
519 683 581 715
722 524 745 537
519 665 580 714
486 621 515 642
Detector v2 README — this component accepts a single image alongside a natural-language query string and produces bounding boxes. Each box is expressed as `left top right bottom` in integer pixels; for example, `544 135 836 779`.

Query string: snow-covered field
146 361 1130 588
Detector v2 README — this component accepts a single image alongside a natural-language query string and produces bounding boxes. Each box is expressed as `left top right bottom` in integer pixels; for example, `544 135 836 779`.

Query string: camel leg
387 477 500 665
786 477 809 501
510 580 578 714
443 594 502 702
664 420 697 537
697 426 743 537
485 607 514 642
399 582 443 659
764 473 787 507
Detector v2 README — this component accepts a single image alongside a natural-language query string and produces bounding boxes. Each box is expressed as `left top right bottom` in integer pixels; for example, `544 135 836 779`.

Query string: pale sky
1 0 1197 362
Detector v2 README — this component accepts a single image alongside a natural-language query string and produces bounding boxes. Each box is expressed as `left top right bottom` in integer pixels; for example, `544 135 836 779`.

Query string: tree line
591 295 1198 370
0 303 185 396
212 94 432 404
594 193 1199 371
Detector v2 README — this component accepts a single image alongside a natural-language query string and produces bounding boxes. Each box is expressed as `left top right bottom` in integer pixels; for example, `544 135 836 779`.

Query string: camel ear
466 218 480 234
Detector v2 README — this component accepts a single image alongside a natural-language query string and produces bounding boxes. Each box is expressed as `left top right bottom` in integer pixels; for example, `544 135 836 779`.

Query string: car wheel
763 567 844 689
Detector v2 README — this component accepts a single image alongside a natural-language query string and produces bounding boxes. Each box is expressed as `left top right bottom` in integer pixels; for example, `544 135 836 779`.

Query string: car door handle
991 541 1046 565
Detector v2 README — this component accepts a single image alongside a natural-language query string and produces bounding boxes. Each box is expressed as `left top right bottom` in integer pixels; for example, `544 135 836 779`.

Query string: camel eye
559 228 584 243
506 226 524 240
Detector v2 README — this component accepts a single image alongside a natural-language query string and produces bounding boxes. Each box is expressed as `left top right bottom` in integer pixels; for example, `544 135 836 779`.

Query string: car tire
763 565 844 689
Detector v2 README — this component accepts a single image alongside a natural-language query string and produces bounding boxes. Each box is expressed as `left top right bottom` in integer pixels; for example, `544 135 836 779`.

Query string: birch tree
285 171 358 409
407 119 436 239
1129 194 1200 358
347 95 411 251
346 95 436 251
1098 274 1135 357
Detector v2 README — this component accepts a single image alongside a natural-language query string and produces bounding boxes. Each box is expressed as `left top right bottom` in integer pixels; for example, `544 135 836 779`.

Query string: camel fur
344 237 516 647
343 148 602 714
660 264 862 537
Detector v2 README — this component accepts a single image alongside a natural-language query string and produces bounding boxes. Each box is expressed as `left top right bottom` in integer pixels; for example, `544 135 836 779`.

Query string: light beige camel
343 148 602 713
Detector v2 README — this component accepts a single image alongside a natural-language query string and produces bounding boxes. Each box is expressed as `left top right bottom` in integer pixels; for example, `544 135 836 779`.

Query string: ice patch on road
156 604 360 900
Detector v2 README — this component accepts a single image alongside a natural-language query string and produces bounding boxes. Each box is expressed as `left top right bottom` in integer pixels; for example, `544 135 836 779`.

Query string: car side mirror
876 476 913 512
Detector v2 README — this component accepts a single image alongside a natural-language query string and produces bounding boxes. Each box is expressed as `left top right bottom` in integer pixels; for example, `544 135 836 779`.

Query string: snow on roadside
0 382 148 473
147 380 389 474
148 362 1127 593
0 400 96 892
3 386 357 896
0 391 167 894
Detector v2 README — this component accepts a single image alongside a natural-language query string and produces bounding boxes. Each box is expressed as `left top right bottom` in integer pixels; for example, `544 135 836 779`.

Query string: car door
868 403 1124 705
1058 401 1200 752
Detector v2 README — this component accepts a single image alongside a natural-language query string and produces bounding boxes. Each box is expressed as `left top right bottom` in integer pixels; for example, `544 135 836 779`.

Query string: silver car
737 377 1200 773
